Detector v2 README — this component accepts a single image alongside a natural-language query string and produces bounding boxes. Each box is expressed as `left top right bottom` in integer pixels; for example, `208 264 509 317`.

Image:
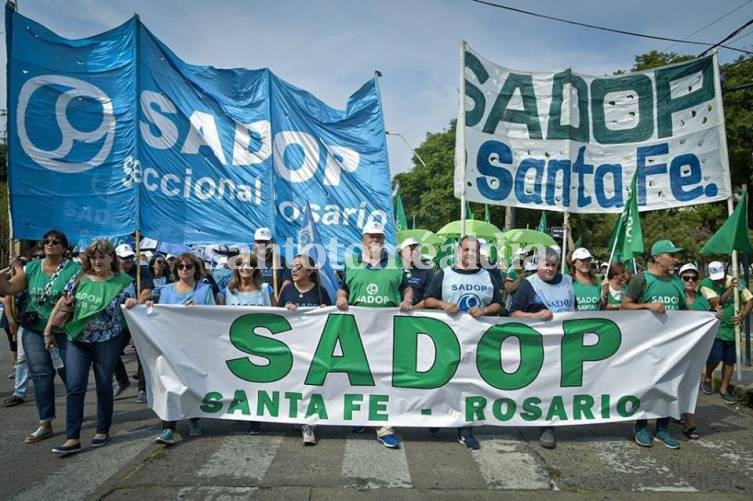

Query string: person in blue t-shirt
278 254 332 446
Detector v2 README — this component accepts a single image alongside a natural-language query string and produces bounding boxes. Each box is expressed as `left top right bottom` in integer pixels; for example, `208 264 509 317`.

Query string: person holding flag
606 170 644 271
698 261 753 402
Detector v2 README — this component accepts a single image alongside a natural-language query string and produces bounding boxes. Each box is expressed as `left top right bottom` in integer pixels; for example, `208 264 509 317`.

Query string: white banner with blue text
456 44 731 213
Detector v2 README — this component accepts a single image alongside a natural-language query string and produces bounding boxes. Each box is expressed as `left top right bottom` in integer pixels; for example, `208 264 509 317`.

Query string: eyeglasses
44 239 61 246
681 275 698 282
177 263 194 270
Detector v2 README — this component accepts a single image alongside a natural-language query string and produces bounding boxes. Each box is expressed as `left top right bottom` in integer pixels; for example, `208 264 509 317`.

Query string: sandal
682 426 700 440
24 425 53 444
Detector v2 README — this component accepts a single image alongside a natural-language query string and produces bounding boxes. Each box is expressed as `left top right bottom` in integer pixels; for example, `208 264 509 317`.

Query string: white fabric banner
455 44 731 213
124 306 718 427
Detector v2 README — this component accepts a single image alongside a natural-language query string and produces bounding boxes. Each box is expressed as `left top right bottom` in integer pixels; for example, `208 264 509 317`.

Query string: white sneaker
302 425 316 446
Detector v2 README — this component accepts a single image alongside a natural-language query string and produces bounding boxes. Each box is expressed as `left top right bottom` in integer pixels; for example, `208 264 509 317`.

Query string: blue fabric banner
6 11 137 241
5 8 394 265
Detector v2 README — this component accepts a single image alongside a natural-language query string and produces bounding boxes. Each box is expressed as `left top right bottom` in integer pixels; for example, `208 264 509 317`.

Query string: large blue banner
6 12 137 240
6 7 394 262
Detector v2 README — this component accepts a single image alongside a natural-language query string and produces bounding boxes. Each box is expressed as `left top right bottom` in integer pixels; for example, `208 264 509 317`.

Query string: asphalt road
2 345 753 500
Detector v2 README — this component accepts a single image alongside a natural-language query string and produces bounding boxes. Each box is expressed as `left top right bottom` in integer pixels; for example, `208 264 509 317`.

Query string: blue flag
6 8 395 265
298 202 339 304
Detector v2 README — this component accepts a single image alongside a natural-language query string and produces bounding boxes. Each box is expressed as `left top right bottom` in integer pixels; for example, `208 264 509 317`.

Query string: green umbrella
398 229 443 260
435 219 504 242
501 228 557 260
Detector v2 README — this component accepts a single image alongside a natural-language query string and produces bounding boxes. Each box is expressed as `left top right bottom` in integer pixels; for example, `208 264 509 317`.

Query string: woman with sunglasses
147 253 215 445
45 239 137 456
149 255 173 287
0 230 81 444
278 254 332 445
218 254 272 434
677 263 709 441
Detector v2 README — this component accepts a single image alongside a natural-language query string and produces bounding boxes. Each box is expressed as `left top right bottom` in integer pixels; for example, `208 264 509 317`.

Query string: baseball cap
362 221 385 235
571 247 593 261
678 263 698 276
399 237 420 250
115 243 135 258
599 262 609 269
651 239 684 255
707 261 725 280
254 227 272 241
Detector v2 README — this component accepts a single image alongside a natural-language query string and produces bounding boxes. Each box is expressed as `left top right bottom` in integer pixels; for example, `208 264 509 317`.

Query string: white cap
216 256 228 268
599 262 609 269
678 263 698 276
708 261 725 280
571 247 593 261
254 227 272 241
362 221 385 235
399 237 420 250
524 256 538 271
115 243 135 258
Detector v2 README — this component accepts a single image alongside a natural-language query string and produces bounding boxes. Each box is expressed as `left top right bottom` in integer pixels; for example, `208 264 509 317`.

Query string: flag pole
458 41 468 237
561 211 569 273
728 194 742 381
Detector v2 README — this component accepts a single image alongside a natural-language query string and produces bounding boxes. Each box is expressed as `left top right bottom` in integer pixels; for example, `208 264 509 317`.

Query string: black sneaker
247 421 262 435
457 428 480 450
3 395 25 407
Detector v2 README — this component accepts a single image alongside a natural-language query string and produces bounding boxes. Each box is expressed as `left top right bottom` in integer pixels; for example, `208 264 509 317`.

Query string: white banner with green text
124 306 718 427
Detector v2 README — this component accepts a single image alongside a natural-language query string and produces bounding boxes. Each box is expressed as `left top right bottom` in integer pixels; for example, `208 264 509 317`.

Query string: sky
2 0 753 178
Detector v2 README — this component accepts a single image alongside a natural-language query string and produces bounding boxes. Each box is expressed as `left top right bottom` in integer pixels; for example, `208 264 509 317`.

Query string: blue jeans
22 328 66 422
13 328 30 398
65 335 122 439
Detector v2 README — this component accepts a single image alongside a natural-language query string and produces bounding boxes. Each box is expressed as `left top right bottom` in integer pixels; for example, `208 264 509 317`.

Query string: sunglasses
177 263 195 270
681 275 698 282
44 239 61 246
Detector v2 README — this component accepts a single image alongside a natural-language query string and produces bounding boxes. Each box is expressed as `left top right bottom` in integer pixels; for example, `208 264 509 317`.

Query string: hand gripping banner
124 306 718 427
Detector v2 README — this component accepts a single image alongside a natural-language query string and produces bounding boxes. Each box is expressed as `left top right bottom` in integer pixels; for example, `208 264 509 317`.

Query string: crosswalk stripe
471 434 552 490
341 435 412 488
589 438 697 492
12 431 154 501
177 486 258 499
196 434 284 481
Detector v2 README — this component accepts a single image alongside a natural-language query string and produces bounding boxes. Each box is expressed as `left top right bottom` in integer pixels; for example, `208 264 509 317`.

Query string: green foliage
393 50 753 261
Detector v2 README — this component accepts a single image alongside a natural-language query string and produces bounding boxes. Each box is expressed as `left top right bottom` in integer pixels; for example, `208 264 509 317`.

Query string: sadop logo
458 293 480 311
366 283 379 295
16 75 116 173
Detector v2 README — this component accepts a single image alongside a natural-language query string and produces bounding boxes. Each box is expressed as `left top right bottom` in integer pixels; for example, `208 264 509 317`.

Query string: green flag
484 204 491 223
466 202 475 220
394 192 408 232
606 171 644 262
700 191 753 254
536 211 547 234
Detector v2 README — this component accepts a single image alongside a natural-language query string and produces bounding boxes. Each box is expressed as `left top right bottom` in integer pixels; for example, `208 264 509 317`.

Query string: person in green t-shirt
677 262 709 441
0 230 81 445
336 221 412 450
570 247 604 311
698 261 753 402
601 262 627 311
623 239 686 450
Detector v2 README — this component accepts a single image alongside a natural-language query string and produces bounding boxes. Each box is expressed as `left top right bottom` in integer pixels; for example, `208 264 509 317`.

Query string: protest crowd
1 217 749 456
